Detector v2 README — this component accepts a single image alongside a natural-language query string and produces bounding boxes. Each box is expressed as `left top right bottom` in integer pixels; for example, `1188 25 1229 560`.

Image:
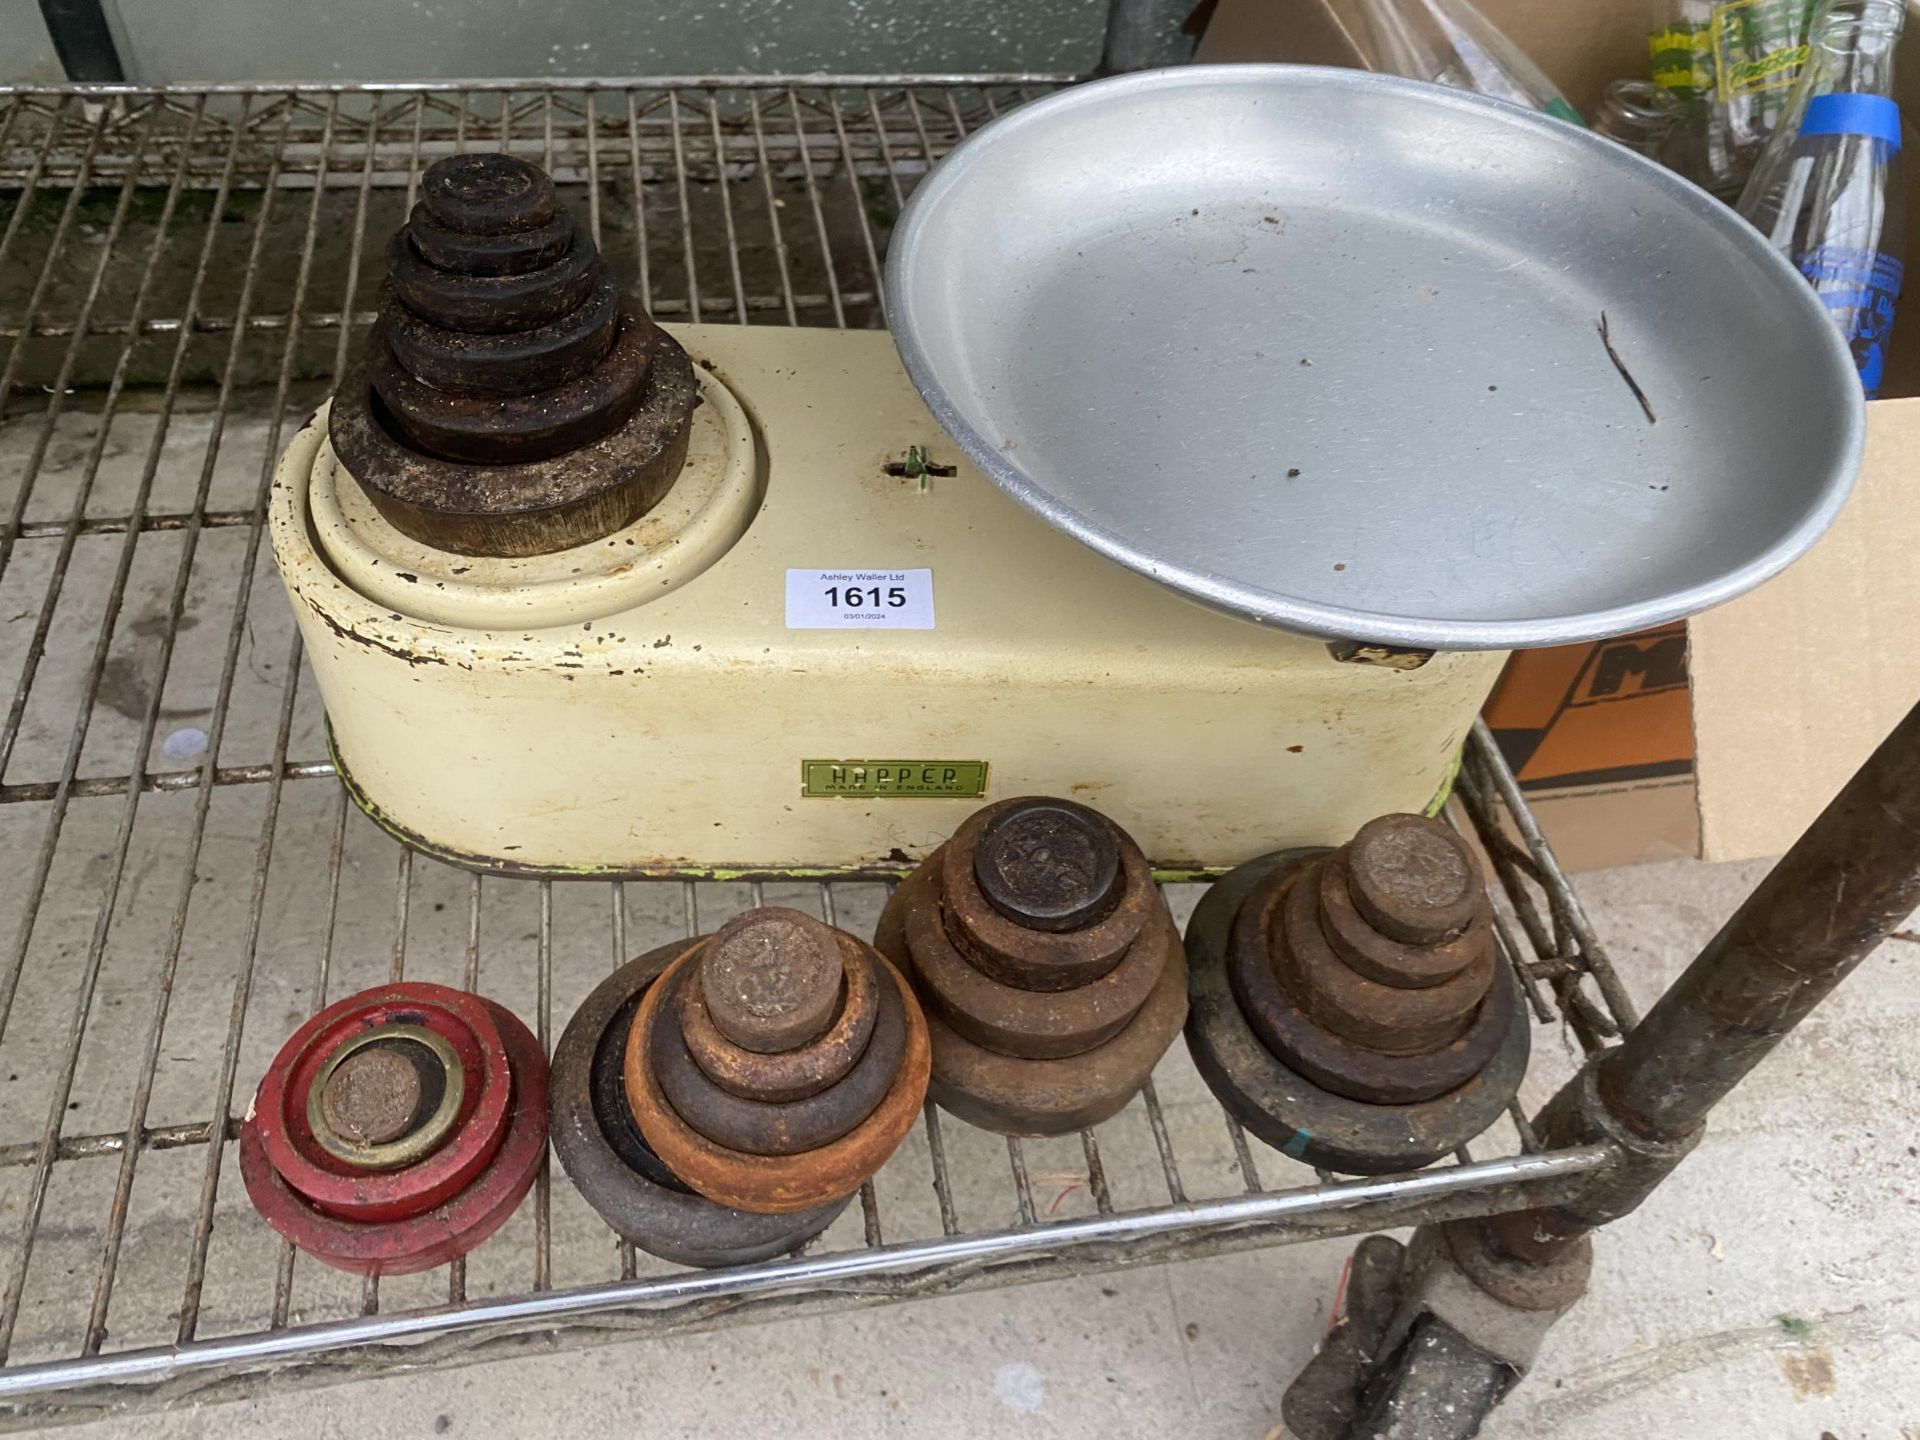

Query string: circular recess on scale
308 363 758 629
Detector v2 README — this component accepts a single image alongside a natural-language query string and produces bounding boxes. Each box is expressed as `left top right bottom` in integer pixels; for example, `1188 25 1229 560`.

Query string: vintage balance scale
267 68 1862 877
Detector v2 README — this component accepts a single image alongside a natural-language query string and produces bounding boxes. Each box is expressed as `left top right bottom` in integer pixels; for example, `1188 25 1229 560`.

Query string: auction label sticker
785 568 934 629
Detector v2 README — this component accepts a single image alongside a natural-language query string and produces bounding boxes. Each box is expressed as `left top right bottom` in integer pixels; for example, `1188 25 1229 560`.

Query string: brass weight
305 1023 466 1172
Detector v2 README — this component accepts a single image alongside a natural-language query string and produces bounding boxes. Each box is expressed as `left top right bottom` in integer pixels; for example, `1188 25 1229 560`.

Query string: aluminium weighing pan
884 66 1866 650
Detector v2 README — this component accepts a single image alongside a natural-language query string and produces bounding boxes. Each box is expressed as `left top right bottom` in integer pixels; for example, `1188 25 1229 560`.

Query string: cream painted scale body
269 325 1505 875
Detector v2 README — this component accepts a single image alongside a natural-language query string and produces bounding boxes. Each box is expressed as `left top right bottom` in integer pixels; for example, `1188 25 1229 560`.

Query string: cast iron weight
874 797 1188 1137
550 940 852 1270
618 908 930 1216
327 152 699 558
239 982 548 1277
973 799 1126 933
1183 813 1527 1175
702 909 845 1053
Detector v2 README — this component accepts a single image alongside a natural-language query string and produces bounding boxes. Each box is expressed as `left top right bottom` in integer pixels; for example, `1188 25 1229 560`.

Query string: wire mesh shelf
0 80 1630 1425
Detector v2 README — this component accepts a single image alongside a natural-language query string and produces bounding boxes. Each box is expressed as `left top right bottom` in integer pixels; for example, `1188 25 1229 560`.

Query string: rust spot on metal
1326 640 1437 671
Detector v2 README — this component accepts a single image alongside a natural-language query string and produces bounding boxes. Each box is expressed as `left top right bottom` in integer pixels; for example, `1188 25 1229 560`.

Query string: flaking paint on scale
302 596 450 669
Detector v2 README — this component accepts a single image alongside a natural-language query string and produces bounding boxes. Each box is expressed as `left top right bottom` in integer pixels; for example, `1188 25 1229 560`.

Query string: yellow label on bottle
1710 0 1813 100
1649 24 1713 97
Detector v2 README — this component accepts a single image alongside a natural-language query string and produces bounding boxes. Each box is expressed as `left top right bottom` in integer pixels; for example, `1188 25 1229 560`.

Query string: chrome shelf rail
0 81 1631 1426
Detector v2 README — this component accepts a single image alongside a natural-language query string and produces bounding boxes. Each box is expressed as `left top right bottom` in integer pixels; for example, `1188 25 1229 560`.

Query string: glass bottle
1594 78 1685 157
1738 0 1906 397
1352 0 1584 124
1647 0 1821 199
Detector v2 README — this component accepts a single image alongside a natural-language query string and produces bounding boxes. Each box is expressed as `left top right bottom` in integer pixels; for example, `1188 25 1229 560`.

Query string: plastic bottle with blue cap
1738 0 1906 397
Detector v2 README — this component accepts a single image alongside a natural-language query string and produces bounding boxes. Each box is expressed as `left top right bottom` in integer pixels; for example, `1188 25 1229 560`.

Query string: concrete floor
26 853 1917 1439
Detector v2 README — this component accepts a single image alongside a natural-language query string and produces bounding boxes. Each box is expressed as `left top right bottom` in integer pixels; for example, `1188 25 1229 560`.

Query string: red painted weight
241 991 548 1276
251 984 513 1224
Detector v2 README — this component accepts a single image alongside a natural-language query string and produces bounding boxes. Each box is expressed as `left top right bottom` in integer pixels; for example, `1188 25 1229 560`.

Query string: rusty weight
1184 848 1529 1175
650 952 908 1156
884 895 1191 1135
894 862 1161 1059
327 152 698 557
1276 866 1494 1055
406 202 575 277
700 908 844 1054
875 797 1188 1136
550 943 850 1268
1229 870 1514 1104
366 304 648 464
318 1040 429 1149
379 271 619 398
308 1023 465 1170
1317 852 1490 989
386 223 603 334
1219 814 1511 1105
623 913 930 1214
329 307 696 558
973 799 1124 933
251 985 510 1224
419 152 558 233
939 800 1156 992
680 937 881 1103
1254 819 1502 1088
1346 813 1484 946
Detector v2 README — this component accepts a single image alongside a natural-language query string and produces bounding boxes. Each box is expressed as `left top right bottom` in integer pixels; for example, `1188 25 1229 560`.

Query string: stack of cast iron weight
327 152 698 557
239 982 548 1275
553 908 929 1264
1183 814 1530 1175
873 798 1188 1136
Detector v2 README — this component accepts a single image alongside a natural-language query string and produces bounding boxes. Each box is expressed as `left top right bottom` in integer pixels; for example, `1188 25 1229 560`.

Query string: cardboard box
1481 626 1701 871
1199 0 1920 867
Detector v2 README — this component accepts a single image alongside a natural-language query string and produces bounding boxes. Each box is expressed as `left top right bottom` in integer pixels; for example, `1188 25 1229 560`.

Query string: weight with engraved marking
874 797 1188 1136
550 941 851 1268
328 151 699 557
619 909 930 1215
1183 815 1529 1175
238 981 548 1276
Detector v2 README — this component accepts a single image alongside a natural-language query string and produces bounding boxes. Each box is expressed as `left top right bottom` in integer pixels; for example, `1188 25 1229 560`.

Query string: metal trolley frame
0 79 1657 1427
